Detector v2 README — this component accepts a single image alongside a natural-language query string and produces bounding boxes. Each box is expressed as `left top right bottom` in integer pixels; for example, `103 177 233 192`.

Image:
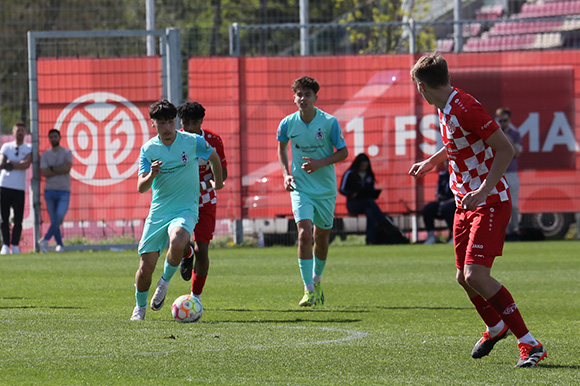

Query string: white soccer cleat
1 245 9 255
55 245 64 253
150 278 169 311
130 305 146 321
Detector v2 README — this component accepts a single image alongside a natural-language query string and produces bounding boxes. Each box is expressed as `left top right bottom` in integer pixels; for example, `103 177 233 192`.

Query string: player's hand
408 161 432 179
210 179 224 190
150 160 162 177
460 190 484 211
301 157 321 174
284 175 296 191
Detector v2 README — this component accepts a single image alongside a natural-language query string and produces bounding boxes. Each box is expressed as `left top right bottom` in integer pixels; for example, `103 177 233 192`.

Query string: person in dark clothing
339 153 389 245
422 160 455 244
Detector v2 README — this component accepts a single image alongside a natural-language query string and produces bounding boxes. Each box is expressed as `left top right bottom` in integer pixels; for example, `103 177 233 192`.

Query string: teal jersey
277 108 347 198
139 130 213 216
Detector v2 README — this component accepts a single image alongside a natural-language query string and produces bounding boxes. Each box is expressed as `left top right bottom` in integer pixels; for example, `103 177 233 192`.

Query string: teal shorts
290 191 336 229
138 209 198 255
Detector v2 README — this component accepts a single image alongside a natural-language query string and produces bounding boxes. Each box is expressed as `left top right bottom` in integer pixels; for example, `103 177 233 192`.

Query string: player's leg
291 193 316 306
311 196 335 306
187 204 216 299
151 224 191 311
296 219 315 306
132 251 160 320
454 207 507 358
133 216 168 319
191 241 209 299
462 203 545 366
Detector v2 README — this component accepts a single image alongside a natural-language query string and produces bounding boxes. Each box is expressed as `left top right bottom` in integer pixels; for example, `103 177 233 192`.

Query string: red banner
37 57 163 222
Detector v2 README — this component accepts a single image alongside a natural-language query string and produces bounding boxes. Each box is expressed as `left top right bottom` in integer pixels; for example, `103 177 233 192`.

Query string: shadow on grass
204 318 363 324
539 363 580 370
0 306 84 309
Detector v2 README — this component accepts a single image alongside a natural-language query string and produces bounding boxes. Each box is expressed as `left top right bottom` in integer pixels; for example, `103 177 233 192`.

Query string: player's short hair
48 129 61 137
495 107 511 118
291 76 320 94
410 52 450 89
149 99 177 121
177 101 206 124
14 121 26 129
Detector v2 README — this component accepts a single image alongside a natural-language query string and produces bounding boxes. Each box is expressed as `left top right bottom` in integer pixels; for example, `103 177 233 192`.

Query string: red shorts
193 204 217 244
453 201 511 270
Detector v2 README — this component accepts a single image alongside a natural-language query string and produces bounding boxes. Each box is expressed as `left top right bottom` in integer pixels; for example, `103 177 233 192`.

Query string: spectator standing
0 122 32 254
496 107 522 237
38 129 73 253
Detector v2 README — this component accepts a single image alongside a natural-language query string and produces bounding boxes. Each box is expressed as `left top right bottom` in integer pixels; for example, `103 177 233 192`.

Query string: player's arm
208 149 224 190
278 141 295 191
301 146 348 174
461 129 514 210
138 160 162 193
10 152 32 170
408 146 447 179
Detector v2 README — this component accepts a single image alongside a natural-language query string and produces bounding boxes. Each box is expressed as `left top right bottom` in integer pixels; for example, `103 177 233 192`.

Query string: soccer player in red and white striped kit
177 101 228 302
409 53 546 368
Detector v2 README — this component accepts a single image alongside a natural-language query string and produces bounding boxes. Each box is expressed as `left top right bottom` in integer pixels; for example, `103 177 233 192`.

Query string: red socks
469 294 502 328
486 286 529 339
191 272 207 296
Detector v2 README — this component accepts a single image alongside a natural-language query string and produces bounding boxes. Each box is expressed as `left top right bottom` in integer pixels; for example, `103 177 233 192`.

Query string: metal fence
12 7 580 249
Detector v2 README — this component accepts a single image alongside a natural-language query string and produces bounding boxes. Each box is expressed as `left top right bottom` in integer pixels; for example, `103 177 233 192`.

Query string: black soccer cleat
180 242 195 281
471 326 511 358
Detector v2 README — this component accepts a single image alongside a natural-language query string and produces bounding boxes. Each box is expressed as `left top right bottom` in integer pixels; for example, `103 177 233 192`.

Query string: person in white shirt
0 122 32 254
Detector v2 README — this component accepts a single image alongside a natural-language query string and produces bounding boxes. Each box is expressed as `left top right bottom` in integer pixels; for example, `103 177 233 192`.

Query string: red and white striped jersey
439 88 510 207
198 128 227 207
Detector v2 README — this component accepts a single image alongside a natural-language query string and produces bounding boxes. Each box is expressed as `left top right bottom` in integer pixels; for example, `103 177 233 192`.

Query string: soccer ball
171 294 203 323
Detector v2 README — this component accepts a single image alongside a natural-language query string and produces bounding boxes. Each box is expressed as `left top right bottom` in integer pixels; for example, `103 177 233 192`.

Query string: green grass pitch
1 241 578 385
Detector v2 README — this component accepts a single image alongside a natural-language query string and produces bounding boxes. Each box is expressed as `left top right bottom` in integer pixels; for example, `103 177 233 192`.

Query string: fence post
408 19 415 54
229 23 240 57
166 28 182 107
27 31 41 253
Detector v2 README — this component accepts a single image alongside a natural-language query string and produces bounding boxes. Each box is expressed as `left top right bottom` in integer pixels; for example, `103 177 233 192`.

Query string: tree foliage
0 0 435 131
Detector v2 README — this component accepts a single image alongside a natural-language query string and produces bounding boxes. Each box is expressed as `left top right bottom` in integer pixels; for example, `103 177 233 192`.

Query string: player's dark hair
177 101 206 125
348 153 375 182
410 52 450 89
48 129 61 137
14 121 26 128
149 99 177 120
291 76 320 94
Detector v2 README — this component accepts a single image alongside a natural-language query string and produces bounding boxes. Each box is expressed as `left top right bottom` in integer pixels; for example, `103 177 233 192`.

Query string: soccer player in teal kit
277 76 348 307
130 100 223 321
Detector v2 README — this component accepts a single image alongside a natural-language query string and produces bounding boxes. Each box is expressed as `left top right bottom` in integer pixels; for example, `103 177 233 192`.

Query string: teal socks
161 259 179 282
314 255 326 277
136 290 148 308
299 258 314 286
